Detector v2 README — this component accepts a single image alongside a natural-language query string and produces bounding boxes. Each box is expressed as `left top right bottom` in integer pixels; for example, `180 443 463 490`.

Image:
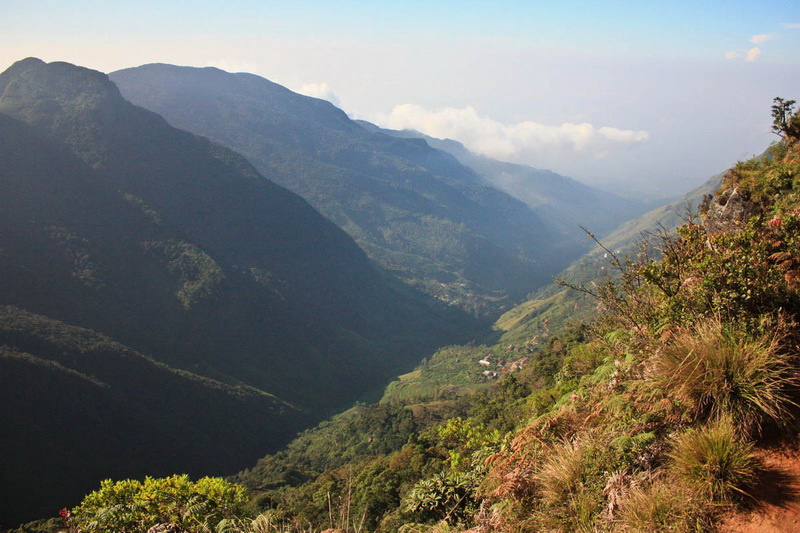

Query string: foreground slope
110 64 574 312
226 124 800 533
0 58 475 525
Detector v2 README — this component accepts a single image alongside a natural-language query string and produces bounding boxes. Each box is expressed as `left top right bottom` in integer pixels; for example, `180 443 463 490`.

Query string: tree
771 97 800 139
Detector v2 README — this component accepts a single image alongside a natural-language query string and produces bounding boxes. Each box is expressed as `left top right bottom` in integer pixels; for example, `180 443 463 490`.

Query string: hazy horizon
2 0 799 199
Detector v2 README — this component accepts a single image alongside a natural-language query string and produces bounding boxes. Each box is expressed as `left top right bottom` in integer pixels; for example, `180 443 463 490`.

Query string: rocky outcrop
702 186 761 234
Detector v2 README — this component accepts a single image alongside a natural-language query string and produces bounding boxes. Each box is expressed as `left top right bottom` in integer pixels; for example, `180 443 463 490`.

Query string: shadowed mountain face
110 64 576 313
0 58 476 525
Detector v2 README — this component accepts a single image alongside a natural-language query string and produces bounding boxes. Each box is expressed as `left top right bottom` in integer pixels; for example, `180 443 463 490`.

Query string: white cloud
206 59 261 74
373 104 649 163
296 82 341 106
725 51 740 60
781 23 800 29
746 47 762 62
749 33 774 44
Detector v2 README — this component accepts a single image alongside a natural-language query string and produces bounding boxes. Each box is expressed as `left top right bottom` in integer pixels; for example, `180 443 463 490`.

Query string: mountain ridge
0 58 477 525
110 64 580 313
357 121 650 240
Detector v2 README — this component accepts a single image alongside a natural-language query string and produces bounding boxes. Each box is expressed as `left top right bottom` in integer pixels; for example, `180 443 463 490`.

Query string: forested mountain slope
110 64 580 313
0 58 476 526
360 123 648 241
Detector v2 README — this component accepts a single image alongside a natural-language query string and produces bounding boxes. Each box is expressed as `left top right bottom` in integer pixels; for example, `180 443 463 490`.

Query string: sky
2 0 799 199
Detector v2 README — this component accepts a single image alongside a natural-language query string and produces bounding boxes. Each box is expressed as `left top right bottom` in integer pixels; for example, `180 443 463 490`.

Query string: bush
70 475 248 532
402 471 481 525
668 420 757 502
654 319 797 435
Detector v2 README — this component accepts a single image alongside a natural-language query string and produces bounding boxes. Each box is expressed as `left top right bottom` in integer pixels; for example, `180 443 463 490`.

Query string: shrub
668 420 757 502
70 475 248 532
653 318 797 435
402 471 481 525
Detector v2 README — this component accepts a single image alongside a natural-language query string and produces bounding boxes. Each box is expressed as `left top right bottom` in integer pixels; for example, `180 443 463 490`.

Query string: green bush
402 471 481 525
70 475 247 532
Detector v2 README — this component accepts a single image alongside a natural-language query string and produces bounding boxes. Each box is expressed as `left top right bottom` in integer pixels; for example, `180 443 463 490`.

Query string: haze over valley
1 2 799 532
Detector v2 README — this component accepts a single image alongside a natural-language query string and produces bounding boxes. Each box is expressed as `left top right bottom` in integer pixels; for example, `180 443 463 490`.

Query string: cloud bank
374 104 649 163
297 82 340 106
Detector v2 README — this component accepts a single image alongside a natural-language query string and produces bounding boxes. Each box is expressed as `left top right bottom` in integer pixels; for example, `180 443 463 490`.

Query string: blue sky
2 1 799 198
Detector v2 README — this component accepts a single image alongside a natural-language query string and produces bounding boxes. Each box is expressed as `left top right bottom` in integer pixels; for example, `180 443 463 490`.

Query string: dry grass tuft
668 419 757 502
535 439 587 507
619 479 701 532
654 318 797 436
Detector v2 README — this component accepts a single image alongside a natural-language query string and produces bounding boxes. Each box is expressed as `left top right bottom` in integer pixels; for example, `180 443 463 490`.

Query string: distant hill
0 58 475 525
492 170 723 342
358 123 649 240
110 64 582 313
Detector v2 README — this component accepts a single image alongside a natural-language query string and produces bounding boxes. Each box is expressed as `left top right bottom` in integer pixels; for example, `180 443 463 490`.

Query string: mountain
0 58 475 525
0 305 299 526
491 169 724 344
110 64 580 313
358 123 649 240
228 135 800 533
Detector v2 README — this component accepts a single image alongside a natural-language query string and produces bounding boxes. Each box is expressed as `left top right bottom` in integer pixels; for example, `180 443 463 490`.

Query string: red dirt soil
720 447 800 532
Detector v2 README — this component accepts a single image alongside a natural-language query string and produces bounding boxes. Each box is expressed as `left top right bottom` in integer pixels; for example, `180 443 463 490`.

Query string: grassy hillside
199 127 800 533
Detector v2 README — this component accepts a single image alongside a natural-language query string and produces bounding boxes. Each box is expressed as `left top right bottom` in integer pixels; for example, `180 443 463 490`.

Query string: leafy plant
70 475 247 533
402 471 481 525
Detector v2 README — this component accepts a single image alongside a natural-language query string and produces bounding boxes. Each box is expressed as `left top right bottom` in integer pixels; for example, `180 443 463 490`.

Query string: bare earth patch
720 446 800 532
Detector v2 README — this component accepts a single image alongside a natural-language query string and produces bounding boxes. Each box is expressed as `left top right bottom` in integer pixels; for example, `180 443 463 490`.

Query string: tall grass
619 479 704 532
668 420 757 502
535 440 586 507
654 318 797 435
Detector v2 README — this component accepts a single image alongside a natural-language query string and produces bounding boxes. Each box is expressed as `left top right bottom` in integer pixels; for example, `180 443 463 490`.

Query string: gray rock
702 187 761 234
